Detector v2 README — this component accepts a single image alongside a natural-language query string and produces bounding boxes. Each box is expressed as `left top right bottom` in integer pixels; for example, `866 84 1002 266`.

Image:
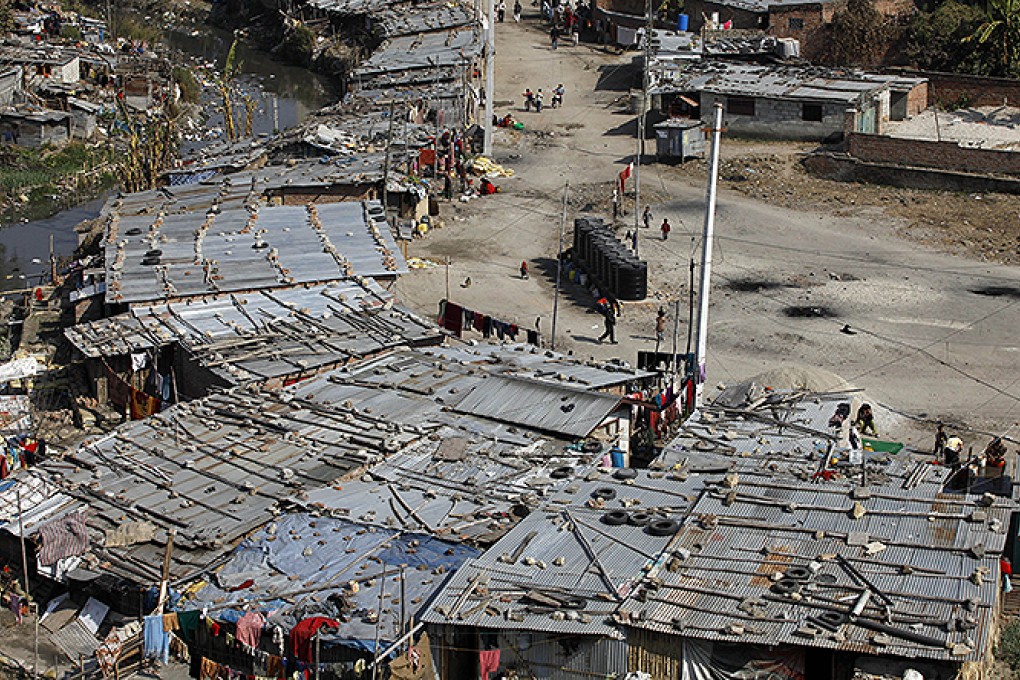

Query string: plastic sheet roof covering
377 2 476 37
104 199 407 304
64 280 440 385
184 513 479 651
420 470 704 636
304 348 624 438
419 344 656 390
355 28 482 81
653 391 952 498
646 61 918 102
0 472 77 538
302 429 600 545
615 474 1012 662
43 388 429 584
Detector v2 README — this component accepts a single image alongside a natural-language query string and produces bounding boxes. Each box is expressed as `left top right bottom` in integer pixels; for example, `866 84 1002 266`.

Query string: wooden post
314 628 321 680
444 257 451 302
157 529 175 614
16 490 30 601
399 566 407 651
370 571 387 680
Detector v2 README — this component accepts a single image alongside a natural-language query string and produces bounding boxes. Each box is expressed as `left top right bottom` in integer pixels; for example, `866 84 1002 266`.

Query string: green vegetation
907 0 1020 76
906 2 992 74
109 9 163 44
0 0 13 34
0 143 118 221
997 619 1020 670
964 0 1020 76
172 66 201 105
60 25 83 41
114 98 180 193
279 23 316 67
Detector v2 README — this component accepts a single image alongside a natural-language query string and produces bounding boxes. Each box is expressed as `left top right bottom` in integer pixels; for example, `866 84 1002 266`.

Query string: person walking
535 89 544 112
513 0 522 21
498 0 506 21
550 25 560 49
522 88 535 111
642 205 652 229
630 229 638 251
598 302 618 344
520 260 529 279
552 84 564 108
660 218 671 241
654 308 667 353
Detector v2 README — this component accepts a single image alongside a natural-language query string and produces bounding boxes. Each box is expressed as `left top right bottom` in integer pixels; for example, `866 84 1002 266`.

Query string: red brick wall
848 133 1020 176
921 71 1020 108
905 82 927 116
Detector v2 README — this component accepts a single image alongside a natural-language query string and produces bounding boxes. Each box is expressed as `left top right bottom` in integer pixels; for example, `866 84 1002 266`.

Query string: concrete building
0 110 72 147
0 67 22 108
647 60 927 142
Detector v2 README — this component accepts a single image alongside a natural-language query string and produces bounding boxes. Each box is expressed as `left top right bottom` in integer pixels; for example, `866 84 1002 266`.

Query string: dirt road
395 14 1020 444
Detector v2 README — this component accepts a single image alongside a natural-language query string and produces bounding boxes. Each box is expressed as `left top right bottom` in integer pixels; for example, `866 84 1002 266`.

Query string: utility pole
633 0 653 254
550 182 569 351
693 103 724 409
483 0 496 155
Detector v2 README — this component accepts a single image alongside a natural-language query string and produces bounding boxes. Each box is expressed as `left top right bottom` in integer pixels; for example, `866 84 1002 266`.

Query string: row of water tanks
572 217 648 301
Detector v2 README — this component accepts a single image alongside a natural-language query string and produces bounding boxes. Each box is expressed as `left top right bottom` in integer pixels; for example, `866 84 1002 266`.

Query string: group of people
521 85 565 113
496 0 524 23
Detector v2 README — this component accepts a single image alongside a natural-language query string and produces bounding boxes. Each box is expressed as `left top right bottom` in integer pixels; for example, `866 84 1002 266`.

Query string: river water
0 24 339 291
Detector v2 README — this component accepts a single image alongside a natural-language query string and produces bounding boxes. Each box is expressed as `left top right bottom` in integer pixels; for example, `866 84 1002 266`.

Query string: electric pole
693 103 724 409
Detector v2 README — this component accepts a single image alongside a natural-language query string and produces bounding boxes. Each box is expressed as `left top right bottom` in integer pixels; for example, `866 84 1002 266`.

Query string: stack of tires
571 217 647 301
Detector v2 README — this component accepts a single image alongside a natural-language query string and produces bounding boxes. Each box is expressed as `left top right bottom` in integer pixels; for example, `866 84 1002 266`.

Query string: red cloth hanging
479 649 501 680
289 617 340 663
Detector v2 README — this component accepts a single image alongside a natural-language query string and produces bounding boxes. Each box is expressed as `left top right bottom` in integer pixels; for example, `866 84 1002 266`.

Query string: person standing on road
598 303 618 344
550 25 560 49
535 89 544 112
523 88 535 111
630 229 638 251
498 0 506 21
520 260 529 279
552 84 564 108
642 205 652 229
660 218 671 241
612 188 619 220
514 0 522 21
654 308 667 353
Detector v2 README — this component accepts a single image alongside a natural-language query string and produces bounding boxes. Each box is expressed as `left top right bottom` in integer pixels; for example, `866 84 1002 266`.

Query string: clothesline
437 299 540 345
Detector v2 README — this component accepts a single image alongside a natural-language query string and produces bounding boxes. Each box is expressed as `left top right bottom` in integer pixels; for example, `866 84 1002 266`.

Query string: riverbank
0 143 117 227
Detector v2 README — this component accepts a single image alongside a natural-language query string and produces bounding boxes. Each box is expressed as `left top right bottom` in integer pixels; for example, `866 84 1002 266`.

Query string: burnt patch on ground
970 286 1020 299
783 306 837 318
725 278 786 293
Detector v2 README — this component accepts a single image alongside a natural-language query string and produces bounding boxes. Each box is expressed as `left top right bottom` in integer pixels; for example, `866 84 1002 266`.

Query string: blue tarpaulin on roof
182 513 478 650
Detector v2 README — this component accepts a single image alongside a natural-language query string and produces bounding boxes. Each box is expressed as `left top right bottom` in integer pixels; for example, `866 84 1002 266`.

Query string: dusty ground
396 10 1020 448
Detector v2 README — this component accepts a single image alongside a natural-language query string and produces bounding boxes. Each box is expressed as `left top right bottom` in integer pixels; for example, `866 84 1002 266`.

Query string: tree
965 0 1020 76
906 1 997 75
826 0 888 67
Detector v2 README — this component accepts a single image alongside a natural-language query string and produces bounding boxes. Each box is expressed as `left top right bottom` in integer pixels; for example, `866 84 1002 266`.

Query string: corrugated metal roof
614 468 1010 662
355 28 482 87
302 432 597 545
647 61 925 104
377 2 475 37
65 280 440 385
104 199 406 304
421 470 703 636
450 376 623 438
420 344 655 389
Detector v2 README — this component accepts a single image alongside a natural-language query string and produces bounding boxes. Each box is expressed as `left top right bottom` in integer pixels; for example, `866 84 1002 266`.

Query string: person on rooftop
854 403 877 436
